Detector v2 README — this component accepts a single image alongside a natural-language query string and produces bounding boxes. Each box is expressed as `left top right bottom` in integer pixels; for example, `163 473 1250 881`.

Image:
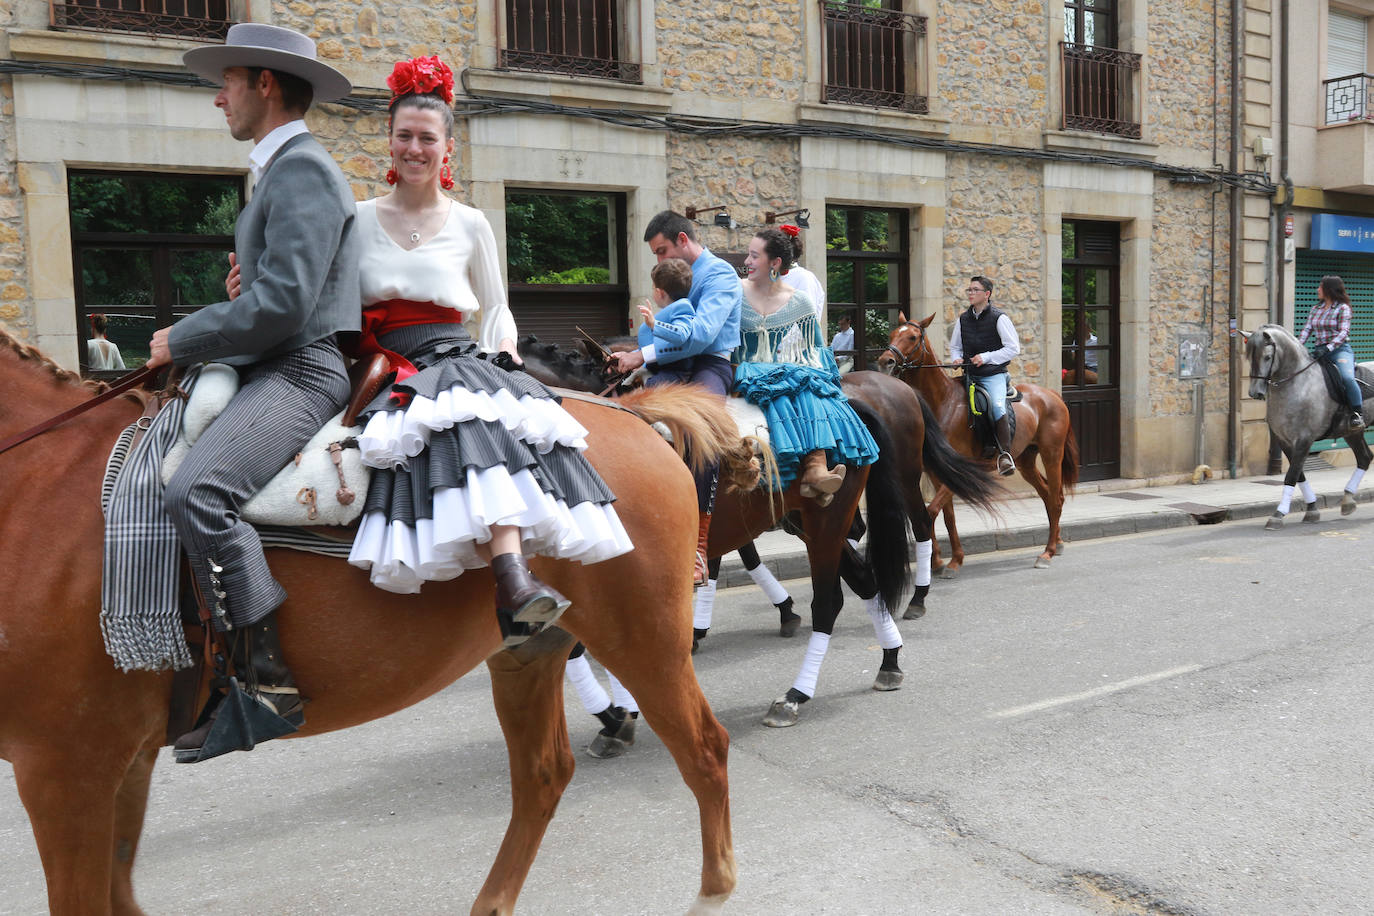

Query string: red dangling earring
439 156 454 191
385 163 398 186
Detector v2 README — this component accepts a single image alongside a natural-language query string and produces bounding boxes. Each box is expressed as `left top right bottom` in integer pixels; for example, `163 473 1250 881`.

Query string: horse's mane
0 325 108 393
516 334 608 392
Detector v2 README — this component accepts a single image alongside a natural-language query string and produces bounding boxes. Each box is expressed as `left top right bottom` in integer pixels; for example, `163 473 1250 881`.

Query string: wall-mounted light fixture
685 205 735 229
764 208 811 229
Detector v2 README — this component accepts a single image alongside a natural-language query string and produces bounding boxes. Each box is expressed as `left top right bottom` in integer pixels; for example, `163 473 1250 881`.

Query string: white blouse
356 198 517 352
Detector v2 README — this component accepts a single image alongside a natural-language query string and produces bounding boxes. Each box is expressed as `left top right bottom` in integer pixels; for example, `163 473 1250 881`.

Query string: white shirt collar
249 119 310 181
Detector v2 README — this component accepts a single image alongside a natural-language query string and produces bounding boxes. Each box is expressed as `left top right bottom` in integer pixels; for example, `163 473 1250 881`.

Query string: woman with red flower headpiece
346 55 632 646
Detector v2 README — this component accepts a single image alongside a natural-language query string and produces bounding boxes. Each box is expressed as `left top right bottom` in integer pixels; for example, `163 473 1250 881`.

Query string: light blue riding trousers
1318 343 1363 409
974 371 1010 420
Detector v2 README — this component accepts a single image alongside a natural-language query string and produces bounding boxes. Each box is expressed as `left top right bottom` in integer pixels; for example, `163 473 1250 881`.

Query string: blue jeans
973 371 1010 420
1320 344 1363 409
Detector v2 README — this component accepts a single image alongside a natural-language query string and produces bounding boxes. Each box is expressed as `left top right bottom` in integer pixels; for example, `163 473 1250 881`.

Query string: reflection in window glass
171 250 234 306
1062 223 1076 259
505 192 616 283
85 312 155 369
69 173 239 236
81 250 153 307
827 260 854 305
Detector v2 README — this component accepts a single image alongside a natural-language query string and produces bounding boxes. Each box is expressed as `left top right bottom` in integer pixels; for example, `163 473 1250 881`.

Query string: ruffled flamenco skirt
733 361 880 490
348 324 633 594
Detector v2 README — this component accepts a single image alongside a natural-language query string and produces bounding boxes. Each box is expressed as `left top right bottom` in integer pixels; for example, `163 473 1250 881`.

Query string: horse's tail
851 400 911 613
617 383 762 491
1061 415 1081 491
917 396 1004 516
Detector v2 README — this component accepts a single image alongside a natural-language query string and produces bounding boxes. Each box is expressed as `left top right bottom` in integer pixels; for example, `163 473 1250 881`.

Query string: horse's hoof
1302 508 1321 524
1034 555 1052 569
779 616 801 638
588 715 637 758
873 669 904 691
939 566 960 580
1055 541 1067 556
902 603 926 621
1264 514 1285 531
1342 493 1358 516
762 696 801 728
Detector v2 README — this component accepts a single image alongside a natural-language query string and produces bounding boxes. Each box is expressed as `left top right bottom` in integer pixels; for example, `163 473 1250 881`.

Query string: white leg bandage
791 631 832 698
1347 467 1366 493
914 539 932 588
1299 479 1317 505
1277 485 1294 515
606 669 639 714
566 653 611 715
747 563 791 606
865 596 903 650
692 578 718 630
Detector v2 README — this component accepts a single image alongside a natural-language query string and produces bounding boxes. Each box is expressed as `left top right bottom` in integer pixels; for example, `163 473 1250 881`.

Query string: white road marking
987 664 1203 720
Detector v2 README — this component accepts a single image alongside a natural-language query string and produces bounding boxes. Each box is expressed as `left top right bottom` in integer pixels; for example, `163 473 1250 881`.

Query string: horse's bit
883 321 958 375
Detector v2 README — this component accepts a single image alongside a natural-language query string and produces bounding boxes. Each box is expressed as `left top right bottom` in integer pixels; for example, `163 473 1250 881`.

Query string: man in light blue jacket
610 210 742 586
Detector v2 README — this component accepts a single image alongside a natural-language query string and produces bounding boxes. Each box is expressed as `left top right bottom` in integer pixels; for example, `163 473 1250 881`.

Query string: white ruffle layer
347 464 634 594
359 387 590 470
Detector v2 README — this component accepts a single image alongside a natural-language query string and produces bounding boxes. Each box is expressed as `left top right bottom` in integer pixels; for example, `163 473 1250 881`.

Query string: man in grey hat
145 24 360 762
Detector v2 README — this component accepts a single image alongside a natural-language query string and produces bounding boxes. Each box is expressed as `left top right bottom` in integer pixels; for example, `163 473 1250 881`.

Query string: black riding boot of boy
994 414 1016 476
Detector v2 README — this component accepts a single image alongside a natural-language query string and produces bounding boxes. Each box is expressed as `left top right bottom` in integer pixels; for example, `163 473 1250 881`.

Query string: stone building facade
0 0 1277 480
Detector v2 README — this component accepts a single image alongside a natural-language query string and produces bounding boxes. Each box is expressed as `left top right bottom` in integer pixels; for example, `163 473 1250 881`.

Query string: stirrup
693 550 708 588
996 452 1016 477
1351 411 1366 430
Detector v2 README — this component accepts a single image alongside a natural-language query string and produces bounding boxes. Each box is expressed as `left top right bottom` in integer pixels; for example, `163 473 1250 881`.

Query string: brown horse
876 313 1080 574
521 339 1004 723
0 329 739 916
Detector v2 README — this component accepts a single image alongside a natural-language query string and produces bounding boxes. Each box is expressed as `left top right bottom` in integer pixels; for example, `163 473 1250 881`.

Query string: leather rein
884 321 960 374
1261 336 1321 388
0 364 159 457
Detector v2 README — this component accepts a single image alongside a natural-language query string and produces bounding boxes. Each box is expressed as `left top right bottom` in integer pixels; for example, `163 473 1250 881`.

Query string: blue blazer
639 249 741 365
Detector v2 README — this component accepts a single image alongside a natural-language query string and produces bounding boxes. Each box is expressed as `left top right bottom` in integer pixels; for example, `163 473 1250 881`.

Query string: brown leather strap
0 364 158 456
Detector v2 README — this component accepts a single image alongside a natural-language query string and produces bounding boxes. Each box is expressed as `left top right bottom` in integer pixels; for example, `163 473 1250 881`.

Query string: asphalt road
2 516 1373 915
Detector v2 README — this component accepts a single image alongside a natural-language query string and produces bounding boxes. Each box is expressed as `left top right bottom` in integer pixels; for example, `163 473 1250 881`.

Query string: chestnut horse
0 329 739 916
520 339 1004 723
877 313 1079 574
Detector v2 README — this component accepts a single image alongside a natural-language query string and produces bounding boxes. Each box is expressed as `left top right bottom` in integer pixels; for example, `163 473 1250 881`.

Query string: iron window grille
501 0 641 84
1324 73 1374 124
821 0 927 114
1060 41 1142 138
50 0 232 41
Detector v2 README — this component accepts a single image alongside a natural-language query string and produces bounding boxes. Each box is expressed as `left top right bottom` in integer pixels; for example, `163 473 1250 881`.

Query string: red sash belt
354 299 461 408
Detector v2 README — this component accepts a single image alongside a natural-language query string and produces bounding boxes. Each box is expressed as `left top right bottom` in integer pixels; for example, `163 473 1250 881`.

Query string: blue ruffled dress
732 291 879 489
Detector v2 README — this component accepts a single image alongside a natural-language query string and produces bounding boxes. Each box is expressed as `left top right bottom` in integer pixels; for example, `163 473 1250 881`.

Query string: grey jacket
169 133 360 367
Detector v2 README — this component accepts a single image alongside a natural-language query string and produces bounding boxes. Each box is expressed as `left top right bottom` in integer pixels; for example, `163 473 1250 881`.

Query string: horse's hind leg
1015 447 1063 568
474 631 580 916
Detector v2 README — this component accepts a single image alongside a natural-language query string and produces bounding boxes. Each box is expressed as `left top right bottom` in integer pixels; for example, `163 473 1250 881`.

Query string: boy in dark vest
949 275 1020 476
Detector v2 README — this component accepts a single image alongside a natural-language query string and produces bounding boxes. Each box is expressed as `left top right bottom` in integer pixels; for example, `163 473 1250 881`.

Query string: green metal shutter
1293 251 1374 360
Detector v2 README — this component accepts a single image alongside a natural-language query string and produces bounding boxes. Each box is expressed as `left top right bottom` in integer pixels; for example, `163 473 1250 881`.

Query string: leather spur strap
0 364 158 456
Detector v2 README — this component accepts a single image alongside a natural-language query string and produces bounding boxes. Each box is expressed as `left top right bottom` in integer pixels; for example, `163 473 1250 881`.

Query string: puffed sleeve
468 209 518 352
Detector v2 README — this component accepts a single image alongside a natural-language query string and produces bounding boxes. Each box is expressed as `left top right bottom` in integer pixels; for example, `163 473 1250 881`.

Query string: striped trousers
165 339 349 629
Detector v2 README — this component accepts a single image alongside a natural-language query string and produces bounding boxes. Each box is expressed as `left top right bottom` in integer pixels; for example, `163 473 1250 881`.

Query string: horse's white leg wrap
566 653 611 715
914 539 932 588
865 596 902 649
693 578 718 630
1299 479 1317 505
606 669 639 714
747 563 790 605
1347 467 1366 493
791 631 831 698
1277 485 1294 515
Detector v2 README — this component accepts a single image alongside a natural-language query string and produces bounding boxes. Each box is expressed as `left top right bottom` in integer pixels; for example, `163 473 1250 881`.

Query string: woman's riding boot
694 512 712 588
172 610 303 758
800 450 846 499
994 416 1016 477
493 553 571 648
1351 408 1366 430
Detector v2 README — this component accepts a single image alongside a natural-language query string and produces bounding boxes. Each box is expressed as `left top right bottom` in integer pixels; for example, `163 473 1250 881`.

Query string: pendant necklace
409 230 421 243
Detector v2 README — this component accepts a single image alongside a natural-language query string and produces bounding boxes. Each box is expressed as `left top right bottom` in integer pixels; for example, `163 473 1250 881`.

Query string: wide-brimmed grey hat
183 23 351 104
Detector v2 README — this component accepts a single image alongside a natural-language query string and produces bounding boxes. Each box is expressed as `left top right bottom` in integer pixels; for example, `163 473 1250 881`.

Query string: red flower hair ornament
387 55 455 105
780 224 801 237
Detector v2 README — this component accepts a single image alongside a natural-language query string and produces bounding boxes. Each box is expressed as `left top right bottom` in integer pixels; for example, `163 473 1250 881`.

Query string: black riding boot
493 553 571 648
994 414 1016 476
1351 407 1366 431
173 610 304 762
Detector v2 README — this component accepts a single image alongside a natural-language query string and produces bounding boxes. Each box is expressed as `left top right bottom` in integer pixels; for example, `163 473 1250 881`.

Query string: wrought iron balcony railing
1324 73 1374 124
1060 41 1142 138
51 0 232 41
821 0 927 114
501 0 641 84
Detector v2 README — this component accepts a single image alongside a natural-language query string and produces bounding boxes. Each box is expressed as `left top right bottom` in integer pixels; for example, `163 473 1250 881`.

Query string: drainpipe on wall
1269 0 1291 475
1228 0 1244 478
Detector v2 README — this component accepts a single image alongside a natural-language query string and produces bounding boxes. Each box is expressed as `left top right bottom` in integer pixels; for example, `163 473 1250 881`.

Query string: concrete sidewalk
716 457 1373 587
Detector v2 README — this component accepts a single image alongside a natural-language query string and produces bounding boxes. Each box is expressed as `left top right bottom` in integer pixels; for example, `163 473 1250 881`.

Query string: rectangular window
52 0 232 41
501 0 641 83
505 190 630 347
69 171 242 376
1324 10 1371 123
825 205 909 372
822 0 928 113
1061 0 1141 137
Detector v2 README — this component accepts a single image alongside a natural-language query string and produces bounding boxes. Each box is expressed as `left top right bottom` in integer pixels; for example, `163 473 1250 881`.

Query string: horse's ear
1238 329 1252 342
920 314 934 328
898 311 908 324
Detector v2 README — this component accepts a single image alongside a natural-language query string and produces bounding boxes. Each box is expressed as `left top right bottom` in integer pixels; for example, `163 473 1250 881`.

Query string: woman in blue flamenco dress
732 228 878 504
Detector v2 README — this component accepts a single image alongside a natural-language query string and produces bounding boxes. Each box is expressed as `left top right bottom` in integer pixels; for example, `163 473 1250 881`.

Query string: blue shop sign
1311 213 1374 253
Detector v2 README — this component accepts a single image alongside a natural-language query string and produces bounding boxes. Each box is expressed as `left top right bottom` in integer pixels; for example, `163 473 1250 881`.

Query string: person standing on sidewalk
949 275 1020 476
1297 274 1365 430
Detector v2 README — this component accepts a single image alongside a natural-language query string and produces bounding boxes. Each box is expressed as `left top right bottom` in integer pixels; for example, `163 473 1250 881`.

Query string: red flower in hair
780 224 801 237
387 55 455 105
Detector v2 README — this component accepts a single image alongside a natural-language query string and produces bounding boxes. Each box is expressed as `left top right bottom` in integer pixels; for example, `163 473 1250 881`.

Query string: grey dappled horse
1243 323 1373 529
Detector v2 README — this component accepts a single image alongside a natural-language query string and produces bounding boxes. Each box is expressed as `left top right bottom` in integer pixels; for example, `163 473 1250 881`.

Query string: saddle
1315 357 1374 439
963 376 1020 458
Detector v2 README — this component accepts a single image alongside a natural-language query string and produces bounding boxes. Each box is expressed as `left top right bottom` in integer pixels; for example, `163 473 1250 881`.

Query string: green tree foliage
506 193 614 284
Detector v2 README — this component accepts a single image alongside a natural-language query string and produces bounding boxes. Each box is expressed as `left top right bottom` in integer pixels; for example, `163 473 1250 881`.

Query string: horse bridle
883 321 959 375
1257 332 1320 388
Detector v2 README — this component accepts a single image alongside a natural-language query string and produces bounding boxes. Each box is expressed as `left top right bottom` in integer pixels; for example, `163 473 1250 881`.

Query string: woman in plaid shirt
1298 274 1366 430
